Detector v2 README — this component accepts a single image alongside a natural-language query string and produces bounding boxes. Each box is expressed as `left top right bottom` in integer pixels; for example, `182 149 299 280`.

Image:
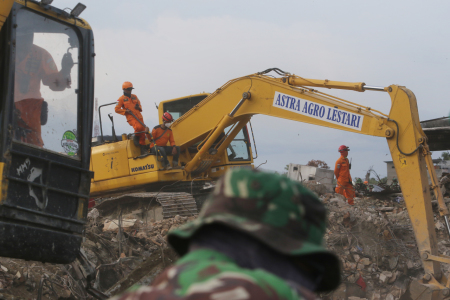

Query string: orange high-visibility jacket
151 125 175 147
15 45 59 102
334 156 352 183
115 94 143 123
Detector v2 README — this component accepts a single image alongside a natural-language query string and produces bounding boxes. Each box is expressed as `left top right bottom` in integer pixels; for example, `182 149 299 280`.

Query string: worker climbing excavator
92 68 450 299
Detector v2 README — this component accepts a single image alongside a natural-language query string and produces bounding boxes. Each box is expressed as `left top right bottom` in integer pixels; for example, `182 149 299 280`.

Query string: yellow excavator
1 1 450 299
0 0 94 264
91 68 450 299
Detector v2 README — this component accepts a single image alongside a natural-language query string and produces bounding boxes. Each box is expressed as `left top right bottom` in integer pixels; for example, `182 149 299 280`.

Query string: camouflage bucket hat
168 169 341 292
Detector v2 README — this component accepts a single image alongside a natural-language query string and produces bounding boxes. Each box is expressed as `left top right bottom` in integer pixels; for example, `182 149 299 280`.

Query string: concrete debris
87 207 100 220
302 180 328 196
435 220 445 230
1 190 450 299
321 193 450 300
85 211 193 294
103 218 137 232
0 206 193 299
376 207 394 212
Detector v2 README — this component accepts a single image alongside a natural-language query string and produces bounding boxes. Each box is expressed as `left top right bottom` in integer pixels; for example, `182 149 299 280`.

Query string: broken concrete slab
103 219 137 233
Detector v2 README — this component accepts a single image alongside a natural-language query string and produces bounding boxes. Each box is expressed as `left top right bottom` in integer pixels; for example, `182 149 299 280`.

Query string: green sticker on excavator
61 130 78 156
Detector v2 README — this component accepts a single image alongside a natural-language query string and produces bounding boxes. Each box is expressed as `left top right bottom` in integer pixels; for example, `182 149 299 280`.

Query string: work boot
172 162 182 169
163 160 172 170
140 144 149 155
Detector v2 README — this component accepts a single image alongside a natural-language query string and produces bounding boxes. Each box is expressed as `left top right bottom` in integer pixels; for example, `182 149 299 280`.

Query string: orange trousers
335 181 355 205
128 118 146 145
128 118 152 146
14 99 44 147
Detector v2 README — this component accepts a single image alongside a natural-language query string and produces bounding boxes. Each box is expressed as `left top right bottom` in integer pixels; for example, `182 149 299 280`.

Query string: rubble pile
0 258 83 300
84 210 194 294
440 172 450 197
1 193 450 299
321 194 450 300
0 210 193 299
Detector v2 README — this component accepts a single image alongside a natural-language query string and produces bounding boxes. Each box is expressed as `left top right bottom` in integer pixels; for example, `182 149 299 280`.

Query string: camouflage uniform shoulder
111 249 311 300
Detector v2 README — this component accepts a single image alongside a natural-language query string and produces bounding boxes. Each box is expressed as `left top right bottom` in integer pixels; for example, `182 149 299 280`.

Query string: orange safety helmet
162 112 174 123
122 81 134 90
338 145 350 152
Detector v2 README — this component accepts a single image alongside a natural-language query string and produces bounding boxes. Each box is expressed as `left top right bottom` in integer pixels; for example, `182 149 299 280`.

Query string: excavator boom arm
171 72 449 298
172 75 393 149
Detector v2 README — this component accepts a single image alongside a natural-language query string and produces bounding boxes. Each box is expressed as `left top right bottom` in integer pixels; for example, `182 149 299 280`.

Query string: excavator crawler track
94 192 198 220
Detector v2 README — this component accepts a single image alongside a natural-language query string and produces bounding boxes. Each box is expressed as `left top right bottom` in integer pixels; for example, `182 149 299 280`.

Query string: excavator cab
0 1 94 264
159 94 254 178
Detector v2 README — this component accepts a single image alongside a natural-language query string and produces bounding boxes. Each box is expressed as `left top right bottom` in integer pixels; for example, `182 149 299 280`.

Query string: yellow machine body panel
14 0 92 30
90 139 186 195
90 162 184 195
91 141 130 181
0 0 14 32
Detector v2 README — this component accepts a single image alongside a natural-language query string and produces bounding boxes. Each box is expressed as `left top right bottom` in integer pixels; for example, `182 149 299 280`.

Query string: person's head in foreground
114 169 341 300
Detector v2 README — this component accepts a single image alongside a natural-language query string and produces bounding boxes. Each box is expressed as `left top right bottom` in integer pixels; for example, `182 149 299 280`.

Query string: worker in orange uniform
334 145 355 205
115 82 150 152
151 112 181 170
14 30 74 147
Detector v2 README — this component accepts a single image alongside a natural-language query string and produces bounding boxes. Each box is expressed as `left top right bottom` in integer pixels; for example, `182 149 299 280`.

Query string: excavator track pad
93 192 198 220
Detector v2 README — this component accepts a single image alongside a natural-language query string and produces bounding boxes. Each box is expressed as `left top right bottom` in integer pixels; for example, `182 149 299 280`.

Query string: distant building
287 164 334 193
420 117 450 151
385 159 446 184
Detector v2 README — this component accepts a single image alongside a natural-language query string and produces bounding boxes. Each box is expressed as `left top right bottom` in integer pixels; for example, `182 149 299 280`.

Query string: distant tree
307 159 330 169
369 177 378 184
442 151 450 161
379 176 388 184
282 164 289 176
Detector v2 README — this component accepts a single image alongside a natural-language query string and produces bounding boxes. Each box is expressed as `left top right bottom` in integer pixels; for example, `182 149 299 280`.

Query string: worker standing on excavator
150 112 181 170
334 145 355 205
115 82 150 150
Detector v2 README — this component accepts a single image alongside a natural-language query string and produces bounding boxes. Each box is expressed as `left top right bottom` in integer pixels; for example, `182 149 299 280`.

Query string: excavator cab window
13 8 80 156
225 126 251 162
0 3 95 264
162 95 208 121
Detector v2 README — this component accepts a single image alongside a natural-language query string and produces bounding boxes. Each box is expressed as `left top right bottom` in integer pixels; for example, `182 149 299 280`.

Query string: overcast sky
56 0 449 178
